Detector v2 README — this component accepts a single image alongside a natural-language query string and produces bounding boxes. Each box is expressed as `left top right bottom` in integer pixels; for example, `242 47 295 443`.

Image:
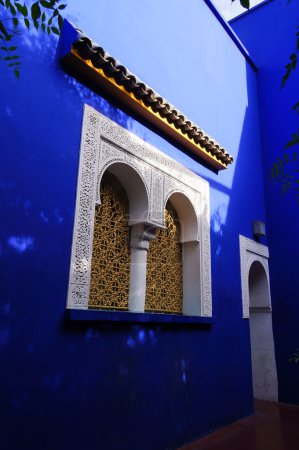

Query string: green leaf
292 101 299 112
41 12 46 22
9 3 16 15
15 2 28 17
12 18 18 27
281 67 291 88
33 20 39 31
0 20 10 39
240 0 250 9
8 46 17 51
40 0 52 8
31 2 41 20
58 4 66 10
15 2 24 15
22 3 28 16
8 61 21 67
58 14 63 31
14 68 20 79
24 18 30 30
51 26 59 35
285 135 299 149
41 22 46 32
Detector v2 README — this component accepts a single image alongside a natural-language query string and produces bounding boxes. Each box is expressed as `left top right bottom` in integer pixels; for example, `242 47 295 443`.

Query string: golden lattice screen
89 172 131 310
145 203 183 313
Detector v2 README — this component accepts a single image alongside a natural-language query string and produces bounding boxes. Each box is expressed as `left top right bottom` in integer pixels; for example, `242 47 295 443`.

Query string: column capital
130 224 156 250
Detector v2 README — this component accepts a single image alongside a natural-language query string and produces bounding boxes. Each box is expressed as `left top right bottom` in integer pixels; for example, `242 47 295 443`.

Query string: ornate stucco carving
67 104 212 316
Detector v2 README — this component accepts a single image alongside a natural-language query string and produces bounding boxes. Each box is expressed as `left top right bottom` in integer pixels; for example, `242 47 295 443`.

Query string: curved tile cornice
59 21 233 171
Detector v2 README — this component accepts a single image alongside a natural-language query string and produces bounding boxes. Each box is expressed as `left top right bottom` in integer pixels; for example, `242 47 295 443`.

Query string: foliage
281 23 299 150
270 151 299 203
232 0 250 9
281 42 298 89
0 0 66 78
272 19 299 197
289 349 299 363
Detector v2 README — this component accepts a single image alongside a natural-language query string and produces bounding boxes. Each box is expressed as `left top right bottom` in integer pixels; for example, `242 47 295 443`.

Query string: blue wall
231 0 299 406
0 1 266 448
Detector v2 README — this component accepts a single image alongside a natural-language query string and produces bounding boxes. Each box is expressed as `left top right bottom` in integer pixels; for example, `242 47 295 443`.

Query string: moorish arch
248 259 271 309
145 200 183 314
89 171 131 310
240 236 278 401
163 190 199 243
98 161 150 225
67 105 212 316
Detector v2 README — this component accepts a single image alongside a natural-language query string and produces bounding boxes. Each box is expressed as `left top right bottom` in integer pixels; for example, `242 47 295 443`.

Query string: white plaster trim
67 104 212 316
239 235 271 319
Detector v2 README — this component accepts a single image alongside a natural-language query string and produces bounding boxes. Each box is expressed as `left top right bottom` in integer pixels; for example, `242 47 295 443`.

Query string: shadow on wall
0 27 281 450
197 61 267 419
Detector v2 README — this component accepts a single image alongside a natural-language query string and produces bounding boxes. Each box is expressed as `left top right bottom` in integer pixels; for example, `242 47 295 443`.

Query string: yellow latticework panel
145 204 183 314
89 172 130 310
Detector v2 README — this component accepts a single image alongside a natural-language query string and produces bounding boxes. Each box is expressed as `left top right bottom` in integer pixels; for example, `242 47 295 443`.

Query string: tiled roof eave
60 27 233 171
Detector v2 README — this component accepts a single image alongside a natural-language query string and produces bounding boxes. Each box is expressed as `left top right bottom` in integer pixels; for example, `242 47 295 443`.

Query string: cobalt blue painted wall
0 1 265 448
231 0 299 406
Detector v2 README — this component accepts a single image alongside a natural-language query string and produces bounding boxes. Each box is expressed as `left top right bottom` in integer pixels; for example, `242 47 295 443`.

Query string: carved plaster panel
96 140 151 208
201 192 212 316
239 235 270 318
67 104 212 316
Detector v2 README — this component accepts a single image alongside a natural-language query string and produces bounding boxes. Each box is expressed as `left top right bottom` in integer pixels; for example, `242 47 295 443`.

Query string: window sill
65 309 214 325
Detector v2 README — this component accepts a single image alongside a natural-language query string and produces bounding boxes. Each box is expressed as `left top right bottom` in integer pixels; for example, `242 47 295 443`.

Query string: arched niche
145 201 183 314
165 191 199 243
239 235 278 401
165 192 202 316
239 236 270 318
89 171 131 310
248 258 278 401
98 162 150 225
248 260 271 310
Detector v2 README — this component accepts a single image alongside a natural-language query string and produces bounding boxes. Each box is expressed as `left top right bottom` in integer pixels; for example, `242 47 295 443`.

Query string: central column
128 224 156 312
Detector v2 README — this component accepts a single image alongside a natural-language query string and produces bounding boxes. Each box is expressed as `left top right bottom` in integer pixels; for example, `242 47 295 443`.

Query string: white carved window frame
67 104 212 317
239 235 271 319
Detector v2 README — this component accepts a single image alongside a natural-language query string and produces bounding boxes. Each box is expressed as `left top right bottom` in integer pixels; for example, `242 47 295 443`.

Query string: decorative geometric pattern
67 105 212 316
89 172 130 310
145 204 183 313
